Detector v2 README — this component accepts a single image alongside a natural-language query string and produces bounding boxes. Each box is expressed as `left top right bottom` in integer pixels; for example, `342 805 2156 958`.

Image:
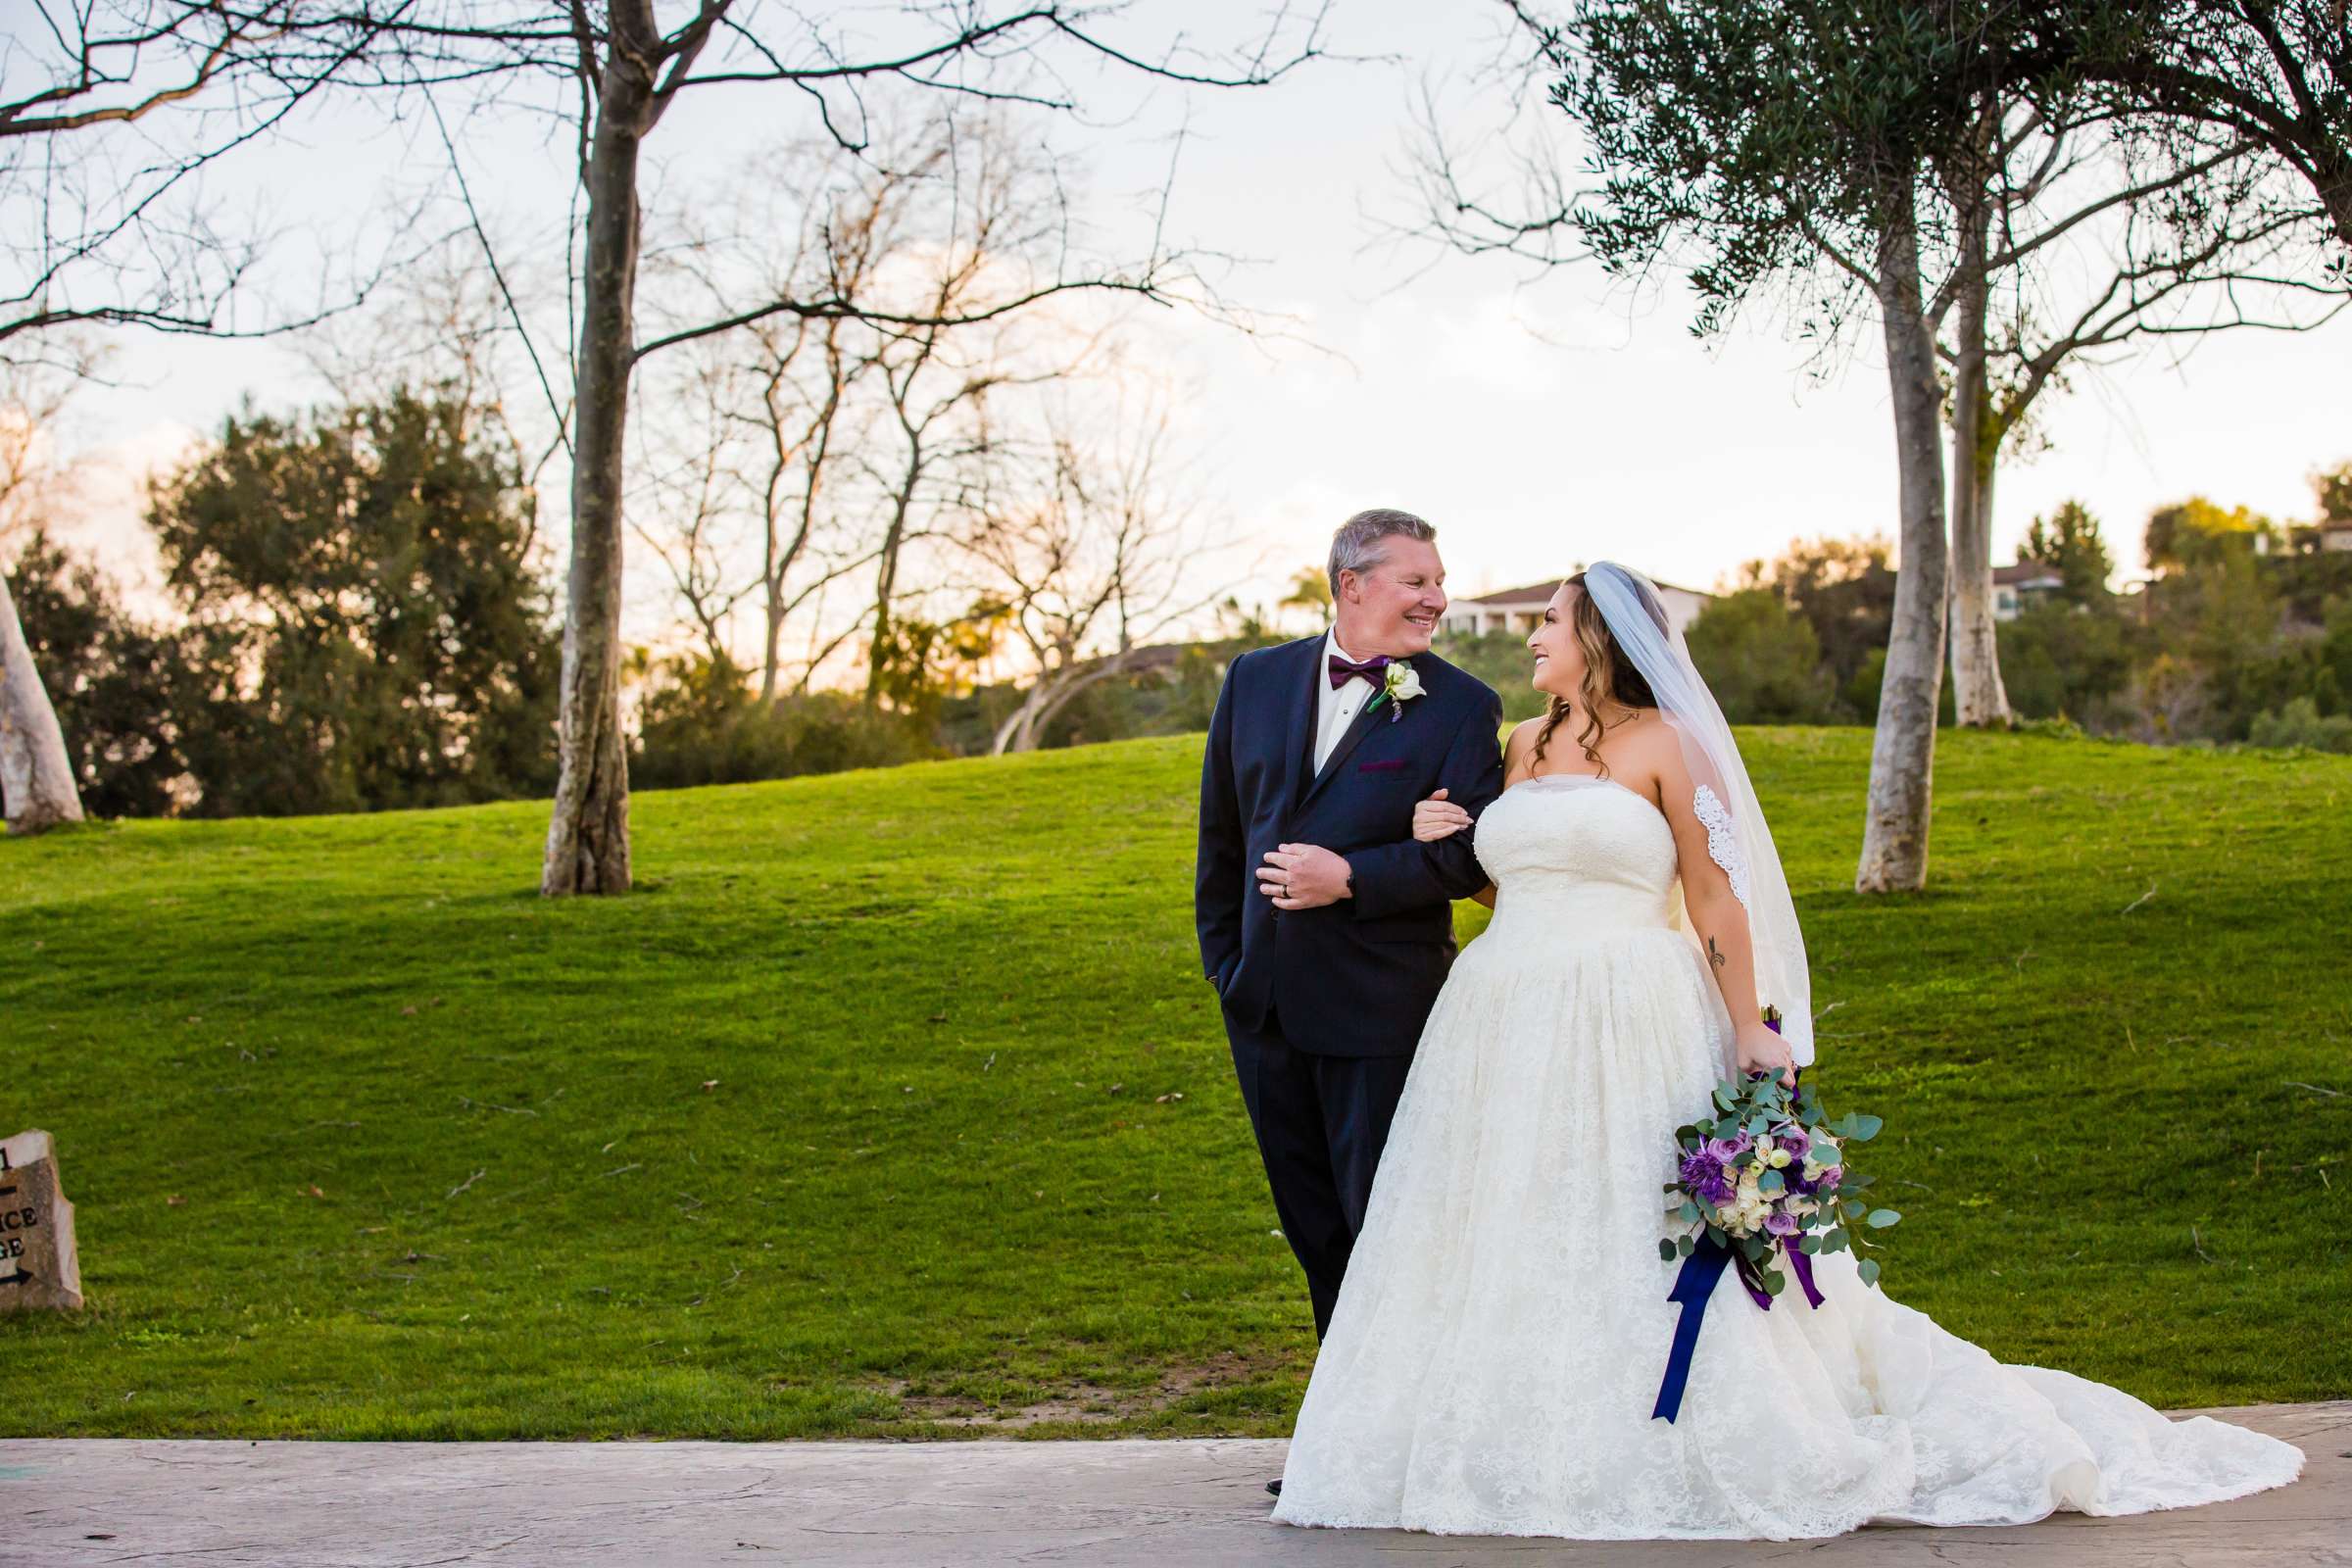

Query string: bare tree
662 139 905 705
0 2 419 831
2084 1 2352 253
303 231 572 506
841 123 1117 711
258 3 1328 894
961 404 1216 755
633 347 757 672
0 2 411 357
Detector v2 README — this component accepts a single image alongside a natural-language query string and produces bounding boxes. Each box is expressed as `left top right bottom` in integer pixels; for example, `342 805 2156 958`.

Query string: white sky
23 0 2352 624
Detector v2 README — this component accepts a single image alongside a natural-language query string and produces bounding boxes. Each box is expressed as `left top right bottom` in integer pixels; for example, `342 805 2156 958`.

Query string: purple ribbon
1786 1245 1825 1309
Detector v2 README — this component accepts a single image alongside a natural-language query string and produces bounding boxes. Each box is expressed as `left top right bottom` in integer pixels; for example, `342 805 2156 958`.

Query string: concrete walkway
4 1402 2345 1567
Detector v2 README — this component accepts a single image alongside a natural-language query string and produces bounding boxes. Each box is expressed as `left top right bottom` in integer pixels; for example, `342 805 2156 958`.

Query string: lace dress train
1271 775 2303 1540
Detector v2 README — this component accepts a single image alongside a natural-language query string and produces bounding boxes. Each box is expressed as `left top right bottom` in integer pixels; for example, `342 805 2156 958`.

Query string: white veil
1582 563 1816 1066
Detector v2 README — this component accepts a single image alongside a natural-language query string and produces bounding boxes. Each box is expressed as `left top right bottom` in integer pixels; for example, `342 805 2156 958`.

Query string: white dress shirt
1313 627 1383 773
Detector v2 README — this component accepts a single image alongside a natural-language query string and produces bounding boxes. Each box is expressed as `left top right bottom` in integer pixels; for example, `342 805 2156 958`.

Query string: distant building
1440 574 1715 641
1992 562 2065 620
2288 518 2352 554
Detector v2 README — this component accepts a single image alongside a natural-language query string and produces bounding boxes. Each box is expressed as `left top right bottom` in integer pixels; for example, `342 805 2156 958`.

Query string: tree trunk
1946 199 2011 730
864 484 915 708
2313 147 2352 253
0 568 84 834
1856 207 1949 895
540 12 658 897
991 685 1046 755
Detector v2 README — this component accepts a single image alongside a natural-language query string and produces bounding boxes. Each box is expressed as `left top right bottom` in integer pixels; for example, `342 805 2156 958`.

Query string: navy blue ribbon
1652 1236 1736 1424
1652 1236 1820 1422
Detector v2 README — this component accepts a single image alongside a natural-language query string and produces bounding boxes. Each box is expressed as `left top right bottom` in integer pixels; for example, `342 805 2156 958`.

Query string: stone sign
0 1129 82 1311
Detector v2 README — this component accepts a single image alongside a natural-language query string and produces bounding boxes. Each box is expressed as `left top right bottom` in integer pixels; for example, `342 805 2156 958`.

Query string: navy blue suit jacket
1196 635 1505 1056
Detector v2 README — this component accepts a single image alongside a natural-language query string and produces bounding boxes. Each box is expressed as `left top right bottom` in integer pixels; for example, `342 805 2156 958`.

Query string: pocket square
1357 759 1406 773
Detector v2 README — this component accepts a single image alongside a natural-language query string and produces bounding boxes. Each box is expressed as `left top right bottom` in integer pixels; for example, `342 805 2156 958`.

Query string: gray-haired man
1195 510 1505 1364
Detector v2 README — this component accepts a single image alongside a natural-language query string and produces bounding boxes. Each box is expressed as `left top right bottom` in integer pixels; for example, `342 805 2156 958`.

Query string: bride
1269 563 2303 1540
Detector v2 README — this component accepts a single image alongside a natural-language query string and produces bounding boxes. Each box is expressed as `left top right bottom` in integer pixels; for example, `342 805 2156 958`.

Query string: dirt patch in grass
871 1349 1298 1432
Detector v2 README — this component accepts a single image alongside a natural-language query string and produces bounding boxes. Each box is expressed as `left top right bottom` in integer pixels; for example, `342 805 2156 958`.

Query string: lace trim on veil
1692 784 1750 908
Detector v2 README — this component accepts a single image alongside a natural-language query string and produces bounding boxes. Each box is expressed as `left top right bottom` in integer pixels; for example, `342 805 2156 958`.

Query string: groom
1196 509 1504 1344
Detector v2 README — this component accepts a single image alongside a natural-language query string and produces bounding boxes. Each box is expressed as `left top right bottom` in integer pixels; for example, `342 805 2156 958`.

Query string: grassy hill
2 727 2347 1440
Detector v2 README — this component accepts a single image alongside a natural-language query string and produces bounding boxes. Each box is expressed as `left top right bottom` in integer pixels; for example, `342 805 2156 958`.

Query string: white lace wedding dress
1272 773 2303 1540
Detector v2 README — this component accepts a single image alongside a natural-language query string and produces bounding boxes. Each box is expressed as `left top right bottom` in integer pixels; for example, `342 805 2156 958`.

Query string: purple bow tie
1328 653 1391 690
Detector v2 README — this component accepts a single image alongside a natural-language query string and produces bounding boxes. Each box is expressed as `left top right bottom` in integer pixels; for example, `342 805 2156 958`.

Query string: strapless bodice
1473 774 1677 931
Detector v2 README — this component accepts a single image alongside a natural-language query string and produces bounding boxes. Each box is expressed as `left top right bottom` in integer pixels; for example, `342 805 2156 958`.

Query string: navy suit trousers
1224 1002 1415 1341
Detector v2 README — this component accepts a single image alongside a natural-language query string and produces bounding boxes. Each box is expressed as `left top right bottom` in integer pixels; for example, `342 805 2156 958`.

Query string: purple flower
1764 1211 1800 1237
1777 1130 1812 1158
1678 1149 1735 1206
1705 1134 1752 1164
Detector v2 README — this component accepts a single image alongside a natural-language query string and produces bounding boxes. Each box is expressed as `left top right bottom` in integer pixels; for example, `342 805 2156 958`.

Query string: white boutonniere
1365 659 1425 722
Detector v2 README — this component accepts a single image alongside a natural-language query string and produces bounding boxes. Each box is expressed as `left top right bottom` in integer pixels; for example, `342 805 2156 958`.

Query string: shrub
632 661 941 787
2246 697 2352 755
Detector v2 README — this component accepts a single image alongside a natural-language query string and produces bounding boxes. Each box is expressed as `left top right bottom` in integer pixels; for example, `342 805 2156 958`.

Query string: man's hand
1256 843 1353 910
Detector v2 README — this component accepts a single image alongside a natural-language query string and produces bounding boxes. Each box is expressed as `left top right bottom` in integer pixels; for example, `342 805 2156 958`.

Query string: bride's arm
1412 718 1542 910
1646 732 1794 1086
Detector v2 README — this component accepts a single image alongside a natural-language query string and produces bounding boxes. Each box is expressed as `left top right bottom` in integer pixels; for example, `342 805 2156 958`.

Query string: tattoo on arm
1706 936 1726 971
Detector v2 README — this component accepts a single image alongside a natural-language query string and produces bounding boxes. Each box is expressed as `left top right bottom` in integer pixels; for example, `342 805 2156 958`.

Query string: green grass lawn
1 727 2347 1440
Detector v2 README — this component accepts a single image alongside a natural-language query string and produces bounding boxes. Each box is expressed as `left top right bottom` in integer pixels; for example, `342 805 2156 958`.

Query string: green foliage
1997 602 2143 727
1738 536 1897 714
1686 590 1839 722
1277 565 1332 620
1430 630 1549 722
2246 698 2352 755
1556 1 2116 338
630 652 942 788
142 388 561 814
2316 463 2352 527
2021 501 2118 606
2144 495 2277 573
865 606 1007 725
7 725 2340 1438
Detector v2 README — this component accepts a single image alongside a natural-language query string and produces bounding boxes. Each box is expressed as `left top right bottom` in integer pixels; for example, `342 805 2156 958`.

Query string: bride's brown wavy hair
1531 570 1662 774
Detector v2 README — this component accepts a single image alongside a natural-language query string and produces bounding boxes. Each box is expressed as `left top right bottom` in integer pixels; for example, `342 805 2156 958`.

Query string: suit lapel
1288 637 1324 809
1298 683 1391 812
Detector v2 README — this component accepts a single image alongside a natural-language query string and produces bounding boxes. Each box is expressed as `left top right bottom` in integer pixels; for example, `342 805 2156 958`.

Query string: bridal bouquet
1656 1066 1898 1295
1650 1011 1899 1422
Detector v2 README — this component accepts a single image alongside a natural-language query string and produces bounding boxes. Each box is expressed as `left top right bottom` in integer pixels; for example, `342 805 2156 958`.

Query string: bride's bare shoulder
1608 710 1688 795
1502 715 1547 780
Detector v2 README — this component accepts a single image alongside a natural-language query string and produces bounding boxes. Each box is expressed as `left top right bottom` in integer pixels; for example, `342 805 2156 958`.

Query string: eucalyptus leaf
1857 1258 1882 1287
1866 1208 1901 1228
1658 1238 1679 1261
